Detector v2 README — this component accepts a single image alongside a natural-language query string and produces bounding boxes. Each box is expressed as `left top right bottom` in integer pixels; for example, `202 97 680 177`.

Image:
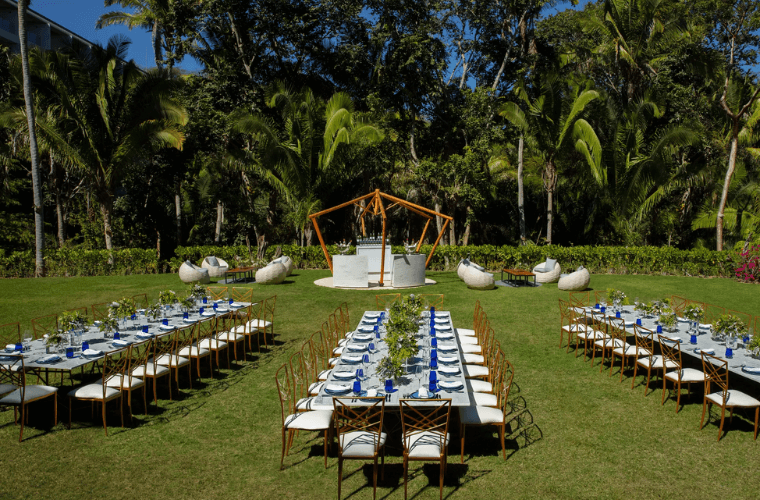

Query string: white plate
699 323 712 329
662 337 682 343
352 333 373 341
324 384 351 394
439 366 460 375
436 333 454 339
435 325 452 331
332 371 356 380
136 333 154 340
364 313 380 319
434 318 449 324
358 326 375 333
694 348 715 355
438 356 458 364
346 344 367 352
201 311 216 317
439 380 464 390
742 366 760 375
82 349 104 358
159 324 175 331
341 355 363 363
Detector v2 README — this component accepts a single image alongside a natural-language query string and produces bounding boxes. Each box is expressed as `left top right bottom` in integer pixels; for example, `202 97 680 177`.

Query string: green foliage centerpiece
658 307 677 331
58 310 90 333
189 284 207 301
113 298 137 320
715 314 748 338
606 288 626 304
683 303 705 322
377 295 421 381
158 289 178 306
146 302 163 322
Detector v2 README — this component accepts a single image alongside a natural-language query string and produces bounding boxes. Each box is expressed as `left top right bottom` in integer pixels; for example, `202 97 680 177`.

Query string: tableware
656 325 662 333
439 380 464 391
82 348 104 358
113 331 121 340
438 356 458 364
431 338 438 348
694 348 714 355
346 344 367 352
353 333 373 341
333 370 356 380
429 359 438 369
358 325 374 333
430 327 436 337
434 318 448 324
81 341 90 351
367 389 378 397
113 339 131 347
142 325 150 334
636 318 642 326
37 354 61 364
159 324 175 331
663 337 682 343
14 343 22 352
341 355 363 364
5 344 17 352
429 370 437 383
436 332 454 340
690 334 698 344
325 384 351 395
66 347 74 358
741 366 760 375
352 380 362 394
136 332 154 340
364 312 380 319
438 345 457 353
726 347 734 359
385 379 393 392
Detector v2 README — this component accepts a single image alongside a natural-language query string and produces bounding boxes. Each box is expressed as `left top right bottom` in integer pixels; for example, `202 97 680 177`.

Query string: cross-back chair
235 302 263 353
31 314 58 340
200 312 230 369
609 319 648 382
595 316 628 372
700 353 760 441
419 294 444 309
99 343 149 422
631 324 676 395
376 293 401 311
399 398 452 499
68 350 126 436
471 346 505 407
0 322 21 345
339 302 350 331
91 302 113 321
231 287 253 303
131 293 149 309
559 299 587 351
568 291 590 307
0 355 58 441
216 310 246 362
206 285 229 301
333 396 386 499
670 296 689 316
156 326 193 389
132 337 173 404
276 363 333 470
455 301 482 338
704 303 726 325
658 334 705 413
180 316 215 380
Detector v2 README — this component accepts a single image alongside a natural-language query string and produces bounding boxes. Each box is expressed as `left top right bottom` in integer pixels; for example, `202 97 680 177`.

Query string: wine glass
23 329 32 351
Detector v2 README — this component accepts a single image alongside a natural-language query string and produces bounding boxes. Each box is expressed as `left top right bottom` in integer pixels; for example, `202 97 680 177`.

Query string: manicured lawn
1 271 759 499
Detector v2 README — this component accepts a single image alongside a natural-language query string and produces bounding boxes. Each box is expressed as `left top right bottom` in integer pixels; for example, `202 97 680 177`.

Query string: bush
0 244 735 278
735 244 760 283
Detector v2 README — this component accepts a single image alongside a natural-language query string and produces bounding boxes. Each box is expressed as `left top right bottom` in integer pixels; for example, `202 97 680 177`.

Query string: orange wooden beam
378 191 388 286
426 218 449 268
417 219 431 252
310 216 332 273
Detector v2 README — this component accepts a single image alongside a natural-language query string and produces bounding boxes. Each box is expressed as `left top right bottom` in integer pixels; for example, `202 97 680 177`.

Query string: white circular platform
314 277 437 290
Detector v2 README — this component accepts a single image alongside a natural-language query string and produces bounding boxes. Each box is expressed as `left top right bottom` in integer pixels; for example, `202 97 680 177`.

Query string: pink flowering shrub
735 244 760 283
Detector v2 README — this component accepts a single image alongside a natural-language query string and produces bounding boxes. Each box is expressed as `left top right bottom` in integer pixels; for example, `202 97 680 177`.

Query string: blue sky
28 0 591 74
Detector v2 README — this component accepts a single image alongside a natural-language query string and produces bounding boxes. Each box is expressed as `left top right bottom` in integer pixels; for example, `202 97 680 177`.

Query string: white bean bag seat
179 260 210 284
271 256 294 276
255 262 287 284
558 267 591 291
456 258 470 280
463 265 495 290
532 260 561 283
201 256 229 278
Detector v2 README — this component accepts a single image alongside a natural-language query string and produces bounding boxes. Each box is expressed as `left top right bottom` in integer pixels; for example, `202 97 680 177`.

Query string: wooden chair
131 337 173 404
293 347 333 412
466 345 503 394
155 327 193 389
700 353 760 441
419 294 444 309
596 316 628 373
0 354 58 442
339 302 350 332
609 320 649 382
376 293 401 310
200 312 231 370
311 331 333 382
333 397 386 499
249 295 276 349
206 285 229 301
704 303 725 325
399 398 451 499
231 287 253 303
0 322 21 345
63 306 88 317
131 293 149 308
658 335 706 413
276 363 333 470
470 347 506 407
670 296 689 316
233 302 263 353
631 325 676 395
216 310 246 363
91 302 113 321
559 299 588 352
574 308 606 361
568 291 590 307
96 344 149 422
459 359 514 463
179 317 215 380
31 314 58 340
455 300 482 337
68 350 125 435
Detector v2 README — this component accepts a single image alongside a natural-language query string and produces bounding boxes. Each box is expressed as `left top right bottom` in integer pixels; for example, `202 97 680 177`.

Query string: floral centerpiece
98 317 118 336
180 295 195 312
377 295 421 380
683 303 705 322
715 314 748 338
189 284 207 301
113 297 137 319
635 301 655 317
44 330 65 349
607 289 626 304
158 289 178 306
146 301 163 321
59 310 90 332
658 305 677 330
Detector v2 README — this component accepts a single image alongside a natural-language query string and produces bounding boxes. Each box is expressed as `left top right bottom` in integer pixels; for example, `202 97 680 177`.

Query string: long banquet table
316 310 473 407
581 305 760 383
1 301 251 373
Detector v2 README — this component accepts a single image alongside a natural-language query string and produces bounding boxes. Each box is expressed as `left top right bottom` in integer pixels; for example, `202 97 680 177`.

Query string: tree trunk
175 182 182 245
215 200 224 243
434 200 444 245
518 134 526 245
56 191 65 248
448 209 456 245
18 0 44 276
156 229 161 260
462 204 472 246
546 159 557 245
152 21 163 68
99 197 114 264
716 129 739 251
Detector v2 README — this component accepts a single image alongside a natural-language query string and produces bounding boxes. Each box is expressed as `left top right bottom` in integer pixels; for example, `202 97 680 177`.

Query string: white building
0 0 94 53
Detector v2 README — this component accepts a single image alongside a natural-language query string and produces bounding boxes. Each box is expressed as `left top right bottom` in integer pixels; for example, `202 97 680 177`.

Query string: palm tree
27 37 188 256
499 73 602 244
231 82 383 244
96 0 172 68
17 0 44 276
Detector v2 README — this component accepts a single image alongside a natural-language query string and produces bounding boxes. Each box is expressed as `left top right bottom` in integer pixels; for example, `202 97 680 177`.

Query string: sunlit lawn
1 270 759 499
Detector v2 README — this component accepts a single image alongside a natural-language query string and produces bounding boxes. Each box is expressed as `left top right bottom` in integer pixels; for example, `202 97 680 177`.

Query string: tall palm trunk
175 182 182 244
518 135 526 245
716 131 739 251
18 0 44 276
152 21 163 68
99 195 114 264
215 200 224 243
546 159 557 245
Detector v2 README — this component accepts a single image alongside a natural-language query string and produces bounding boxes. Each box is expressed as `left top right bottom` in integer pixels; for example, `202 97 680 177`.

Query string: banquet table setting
0 300 252 373
316 310 472 407
580 304 760 382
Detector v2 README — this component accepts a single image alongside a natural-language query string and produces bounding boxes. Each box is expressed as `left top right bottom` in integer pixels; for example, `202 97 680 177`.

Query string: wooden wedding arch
308 189 453 285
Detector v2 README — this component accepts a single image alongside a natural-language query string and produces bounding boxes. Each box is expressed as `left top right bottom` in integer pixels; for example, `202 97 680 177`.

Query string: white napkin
699 323 712 329
341 355 363 363
230 302 244 308
333 370 356 379
434 318 449 324
418 386 429 398
201 311 216 317
662 337 682 343
438 345 457 352
346 344 367 352
159 324 175 331
358 326 374 333
325 384 350 393
367 389 378 397
112 339 131 347
435 325 452 331
183 318 197 324
742 366 760 375
38 354 61 364
353 333 373 341
83 349 103 357
677 317 689 322
436 332 454 339
439 366 460 375
439 380 464 390
215 307 229 313
136 332 154 339
438 356 458 363
694 348 714 355
435 312 450 317
364 313 380 318
5 344 17 351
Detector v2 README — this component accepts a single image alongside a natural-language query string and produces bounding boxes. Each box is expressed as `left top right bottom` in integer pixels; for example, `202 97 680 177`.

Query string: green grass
1 271 760 499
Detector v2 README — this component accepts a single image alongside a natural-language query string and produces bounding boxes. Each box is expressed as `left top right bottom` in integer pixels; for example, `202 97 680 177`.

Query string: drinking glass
23 330 32 350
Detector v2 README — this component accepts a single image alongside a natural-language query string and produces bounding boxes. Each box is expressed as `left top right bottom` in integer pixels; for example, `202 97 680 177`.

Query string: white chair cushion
459 405 504 425
466 380 492 393
329 357 340 367
97 374 145 390
284 410 333 430
459 337 479 346
0 383 16 397
178 345 210 357
318 369 332 381
132 363 170 378
563 323 590 333
665 368 706 384
472 392 497 407
296 397 334 412
613 345 650 357
67 384 120 401
404 430 450 458
456 328 476 336
155 354 190 367
463 365 489 379
460 344 482 354
594 338 627 349
636 355 677 370
248 320 272 329
0 385 57 404
340 430 387 457
706 390 760 408
463 354 485 364
217 331 244 342
333 346 345 355
232 325 258 334
577 330 607 341
309 382 325 395
199 339 228 350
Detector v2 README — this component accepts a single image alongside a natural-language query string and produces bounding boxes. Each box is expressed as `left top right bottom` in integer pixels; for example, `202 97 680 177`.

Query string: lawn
1 270 759 500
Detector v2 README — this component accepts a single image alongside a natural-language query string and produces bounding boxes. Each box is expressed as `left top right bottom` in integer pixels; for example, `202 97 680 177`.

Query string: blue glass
15 342 22 352
162 319 169 326
114 331 120 340
430 306 435 318
183 312 189 319
726 347 733 359
636 318 642 326
66 347 74 358
199 307 205 315
431 338 437 348
656 325 662 333
213 303 218 310
690 334 698 344
429 370 437 382
82 341 89 351
601 306 606 314
430 327 436 337
616 311 621 318
131 314 137 321
374 324 379 337
428 381 437 393
743 336 750 344
142 325 149 333
362 354 369 364
430 359 438 369
356 369 363 380
377 317 381 325
595 303 600 309
431 349 437 359
229 299 233 305
384 379 393 392
353 380 361 394
203 297 208 304
380 312 385 320
368 343 375 352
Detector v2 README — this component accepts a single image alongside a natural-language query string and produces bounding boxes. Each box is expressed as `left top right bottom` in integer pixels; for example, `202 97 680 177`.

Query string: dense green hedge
0 244 736 278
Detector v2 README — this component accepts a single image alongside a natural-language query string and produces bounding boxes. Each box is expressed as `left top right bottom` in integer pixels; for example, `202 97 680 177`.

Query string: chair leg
661 377 668 406
718 406 726 442
754 407 759 440
675 381 682 413
644 370 652 395
18 404 24 442
403 455 408 500
53 394 58 426
500 423 506 460
103 401 109 436
373 457 378 500
68 397 73 430
631 363 639 390
700 400 708 430
460 424 465 463
280 428 286 470
440 456 445 499
323 429 328 468
337 458 343 499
